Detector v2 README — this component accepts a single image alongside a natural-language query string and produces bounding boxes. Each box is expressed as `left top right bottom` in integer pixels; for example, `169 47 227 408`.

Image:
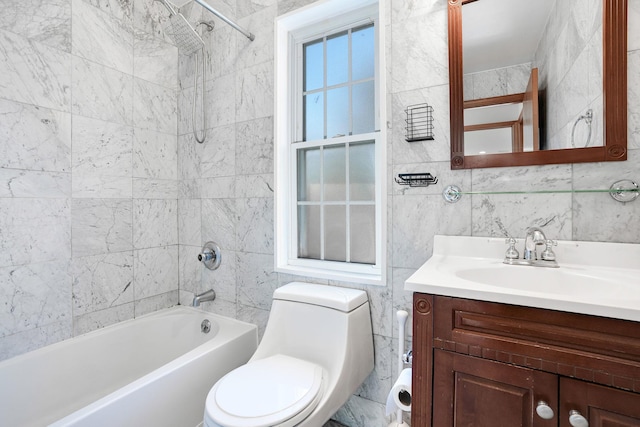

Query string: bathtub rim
0 305 257 367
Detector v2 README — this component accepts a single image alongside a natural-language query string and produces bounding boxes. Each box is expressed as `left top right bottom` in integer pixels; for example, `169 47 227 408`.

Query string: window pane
324 205 346 262
349 141 375 201
304 93 324 141
323 144 346 201
352 81 375 134
291 19 379 271
327 31 348 86
352 25 374 81
304 41 323 91
298 205 321 259
350 205 375 264
297 148 321 201
326 87 349 138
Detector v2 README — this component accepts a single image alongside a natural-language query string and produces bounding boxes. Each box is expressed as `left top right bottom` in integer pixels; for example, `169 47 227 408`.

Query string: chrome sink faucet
523 226 546 260
503 227 559 268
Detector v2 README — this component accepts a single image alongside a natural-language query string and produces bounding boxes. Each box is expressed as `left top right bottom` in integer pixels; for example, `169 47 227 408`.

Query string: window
297 140 376 264
302 25 376 140
275 0 386 284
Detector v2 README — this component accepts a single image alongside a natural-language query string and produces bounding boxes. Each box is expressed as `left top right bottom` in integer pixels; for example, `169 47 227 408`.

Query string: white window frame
274 0 387 285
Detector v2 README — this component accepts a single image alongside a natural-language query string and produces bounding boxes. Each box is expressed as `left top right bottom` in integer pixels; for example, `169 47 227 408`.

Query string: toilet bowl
204 282 374 427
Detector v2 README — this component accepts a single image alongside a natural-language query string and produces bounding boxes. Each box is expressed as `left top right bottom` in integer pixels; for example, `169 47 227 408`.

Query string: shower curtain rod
194 0 255 41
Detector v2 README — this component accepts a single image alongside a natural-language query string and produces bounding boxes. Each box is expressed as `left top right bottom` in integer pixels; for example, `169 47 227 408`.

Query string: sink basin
404 235 640 322
454 265 632 298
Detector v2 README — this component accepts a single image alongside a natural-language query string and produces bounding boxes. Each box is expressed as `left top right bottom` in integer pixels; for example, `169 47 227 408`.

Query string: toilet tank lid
274 283 368 312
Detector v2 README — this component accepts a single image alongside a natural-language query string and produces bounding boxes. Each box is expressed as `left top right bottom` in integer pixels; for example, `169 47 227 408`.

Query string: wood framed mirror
448 0 628 169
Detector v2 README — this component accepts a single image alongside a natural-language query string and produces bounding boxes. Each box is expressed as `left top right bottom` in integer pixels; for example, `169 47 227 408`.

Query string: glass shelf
442 180 639 204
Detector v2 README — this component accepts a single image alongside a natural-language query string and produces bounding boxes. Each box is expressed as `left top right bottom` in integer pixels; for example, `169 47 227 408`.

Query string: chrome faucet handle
504 237 520 260
198 241 221 270
541 239 557 261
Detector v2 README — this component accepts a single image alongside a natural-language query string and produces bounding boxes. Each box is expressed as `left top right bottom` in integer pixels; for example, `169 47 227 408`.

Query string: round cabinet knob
569 410 589 427
535 401 555 420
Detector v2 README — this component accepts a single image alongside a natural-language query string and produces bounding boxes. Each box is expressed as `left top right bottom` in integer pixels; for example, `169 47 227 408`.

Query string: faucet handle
505 237 520 260
198 241 221 270
541 239 557 261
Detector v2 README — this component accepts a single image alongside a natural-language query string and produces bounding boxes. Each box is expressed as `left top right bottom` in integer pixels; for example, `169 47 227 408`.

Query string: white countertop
404 235 640 322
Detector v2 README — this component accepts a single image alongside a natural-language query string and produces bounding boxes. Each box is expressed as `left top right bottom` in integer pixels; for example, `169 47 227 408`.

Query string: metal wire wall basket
395 173 438 187
405 103 434 142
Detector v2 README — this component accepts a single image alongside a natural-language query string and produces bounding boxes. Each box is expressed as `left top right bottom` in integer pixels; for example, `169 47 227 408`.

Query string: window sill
275 262 384 286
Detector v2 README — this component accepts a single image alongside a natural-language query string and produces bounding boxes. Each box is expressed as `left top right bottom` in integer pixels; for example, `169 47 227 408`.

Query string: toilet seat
205 355 324 427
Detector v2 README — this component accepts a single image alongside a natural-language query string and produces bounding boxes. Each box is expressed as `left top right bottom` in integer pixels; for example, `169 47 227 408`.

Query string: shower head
156 0 204 56
166 14 204 55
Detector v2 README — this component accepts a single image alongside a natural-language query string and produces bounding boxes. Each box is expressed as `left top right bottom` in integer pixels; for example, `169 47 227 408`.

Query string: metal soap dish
395 173 438 187
405 103 434 142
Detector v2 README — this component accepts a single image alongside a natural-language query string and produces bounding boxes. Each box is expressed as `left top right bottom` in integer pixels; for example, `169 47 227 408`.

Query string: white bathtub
0 306 258 427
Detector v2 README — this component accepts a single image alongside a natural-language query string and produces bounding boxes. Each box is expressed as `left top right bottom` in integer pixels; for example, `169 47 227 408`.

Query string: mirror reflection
462 0 603 155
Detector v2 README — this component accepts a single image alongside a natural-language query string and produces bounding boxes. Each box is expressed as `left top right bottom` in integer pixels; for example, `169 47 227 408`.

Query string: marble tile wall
463 62 533 102
0 0 180 360
535 0 603 149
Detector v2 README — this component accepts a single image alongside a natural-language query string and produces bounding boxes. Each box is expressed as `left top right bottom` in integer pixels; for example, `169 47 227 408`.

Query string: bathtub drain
201 319 211 333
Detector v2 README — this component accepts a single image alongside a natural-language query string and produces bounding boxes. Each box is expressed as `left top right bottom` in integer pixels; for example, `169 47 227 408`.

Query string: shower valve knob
198 241 221 270
198 252 214 262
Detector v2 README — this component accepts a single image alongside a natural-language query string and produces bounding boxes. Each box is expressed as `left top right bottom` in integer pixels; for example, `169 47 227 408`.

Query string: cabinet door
560 378 640 427
433 350 558 427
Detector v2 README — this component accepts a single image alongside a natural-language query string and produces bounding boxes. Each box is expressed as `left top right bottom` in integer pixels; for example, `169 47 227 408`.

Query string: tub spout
192 289 216 307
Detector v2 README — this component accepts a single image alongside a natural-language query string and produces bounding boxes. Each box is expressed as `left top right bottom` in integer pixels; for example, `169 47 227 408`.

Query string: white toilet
203 282 374 427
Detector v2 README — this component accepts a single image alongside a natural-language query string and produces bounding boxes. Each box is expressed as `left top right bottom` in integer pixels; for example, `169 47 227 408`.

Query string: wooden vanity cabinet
433 350 558 427
559 379 640 426
412 294 640 427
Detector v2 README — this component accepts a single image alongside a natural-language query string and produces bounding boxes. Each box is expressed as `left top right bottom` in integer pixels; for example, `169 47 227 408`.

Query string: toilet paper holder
386 310 412 426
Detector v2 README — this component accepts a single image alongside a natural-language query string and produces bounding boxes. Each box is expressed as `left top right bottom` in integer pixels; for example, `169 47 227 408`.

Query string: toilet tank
250 283 374 380
273 282 369 312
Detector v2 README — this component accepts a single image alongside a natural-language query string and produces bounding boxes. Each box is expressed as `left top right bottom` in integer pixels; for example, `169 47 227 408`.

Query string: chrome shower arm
193 0 255 41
